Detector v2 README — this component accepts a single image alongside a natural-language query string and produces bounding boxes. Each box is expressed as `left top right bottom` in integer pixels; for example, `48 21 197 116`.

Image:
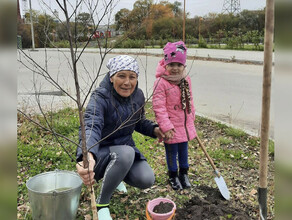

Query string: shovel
196 136 230 200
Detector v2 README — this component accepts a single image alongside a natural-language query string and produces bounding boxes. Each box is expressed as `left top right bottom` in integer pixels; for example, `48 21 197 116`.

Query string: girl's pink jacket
153 59 197 144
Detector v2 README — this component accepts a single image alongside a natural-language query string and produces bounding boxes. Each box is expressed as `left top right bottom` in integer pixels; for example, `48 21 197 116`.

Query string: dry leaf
84 214 91 220
17 204 29 211
249 189 257 196
121 196 128 202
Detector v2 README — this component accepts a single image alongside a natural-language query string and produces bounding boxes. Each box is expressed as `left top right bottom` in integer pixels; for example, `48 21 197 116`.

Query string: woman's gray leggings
97 145 155 205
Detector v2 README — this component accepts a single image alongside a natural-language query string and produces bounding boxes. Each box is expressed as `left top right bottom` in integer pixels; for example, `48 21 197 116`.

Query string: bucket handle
146 202 176 220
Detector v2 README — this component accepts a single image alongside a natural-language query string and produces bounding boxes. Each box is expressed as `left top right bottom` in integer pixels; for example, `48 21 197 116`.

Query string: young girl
152 41 197 190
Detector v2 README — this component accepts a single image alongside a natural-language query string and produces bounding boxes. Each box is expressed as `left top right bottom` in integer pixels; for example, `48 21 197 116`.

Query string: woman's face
166 62 185 75
110 70 138 97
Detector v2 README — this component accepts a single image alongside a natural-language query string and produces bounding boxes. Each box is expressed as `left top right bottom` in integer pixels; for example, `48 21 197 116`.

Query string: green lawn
17 103 274 219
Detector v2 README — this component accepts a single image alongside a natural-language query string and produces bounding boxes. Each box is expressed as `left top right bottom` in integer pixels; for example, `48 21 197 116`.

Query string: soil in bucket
146 198 176 220
153 201 174 214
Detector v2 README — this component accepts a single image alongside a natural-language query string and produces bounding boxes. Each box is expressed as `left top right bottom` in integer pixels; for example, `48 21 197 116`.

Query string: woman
76 55 164 220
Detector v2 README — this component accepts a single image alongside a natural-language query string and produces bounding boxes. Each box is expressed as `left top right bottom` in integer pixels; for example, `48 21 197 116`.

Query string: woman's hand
76 153 96 186
153 127 165 140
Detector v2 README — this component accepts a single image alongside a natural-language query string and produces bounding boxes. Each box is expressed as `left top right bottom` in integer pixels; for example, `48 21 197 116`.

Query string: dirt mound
175 185 252 219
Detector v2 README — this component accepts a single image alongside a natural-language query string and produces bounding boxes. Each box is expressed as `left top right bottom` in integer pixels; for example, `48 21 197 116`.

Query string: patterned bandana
107 55 139 77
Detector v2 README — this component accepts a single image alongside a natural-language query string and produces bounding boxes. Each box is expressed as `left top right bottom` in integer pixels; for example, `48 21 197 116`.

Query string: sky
20 0 266 22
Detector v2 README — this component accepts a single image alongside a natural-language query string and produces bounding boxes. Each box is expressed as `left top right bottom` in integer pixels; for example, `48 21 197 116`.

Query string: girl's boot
179 168 191 188
168 171 183 190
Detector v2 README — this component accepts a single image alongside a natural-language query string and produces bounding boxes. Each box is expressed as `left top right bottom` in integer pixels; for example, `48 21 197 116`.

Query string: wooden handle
196 136 218 173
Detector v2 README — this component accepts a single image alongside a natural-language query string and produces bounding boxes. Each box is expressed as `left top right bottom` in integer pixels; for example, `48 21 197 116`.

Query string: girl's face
166 62 185 75
110 70 138 97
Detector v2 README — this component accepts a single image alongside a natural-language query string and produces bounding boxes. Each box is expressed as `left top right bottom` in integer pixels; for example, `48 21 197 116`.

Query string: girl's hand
76 153 96 186
164 129 175 140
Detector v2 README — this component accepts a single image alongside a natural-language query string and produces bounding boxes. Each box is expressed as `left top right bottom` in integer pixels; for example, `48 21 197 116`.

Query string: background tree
76 12 92 24
152 17 176 39
185 18 196 42
17 2 265 49
131 0 153 29
34 14 56 47
115 8 131 31
76 12 92 41
144 2 174 39
168 1 183 17
239 9 265 33
17 21 32 48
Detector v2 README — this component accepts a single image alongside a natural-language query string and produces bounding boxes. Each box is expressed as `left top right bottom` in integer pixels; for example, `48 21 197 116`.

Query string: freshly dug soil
175 185 252 219
153 201 174 214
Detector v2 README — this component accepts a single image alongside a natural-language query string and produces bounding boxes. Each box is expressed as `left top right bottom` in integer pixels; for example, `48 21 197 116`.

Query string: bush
50 40 70 48
113 39 145 48
198 35 207 48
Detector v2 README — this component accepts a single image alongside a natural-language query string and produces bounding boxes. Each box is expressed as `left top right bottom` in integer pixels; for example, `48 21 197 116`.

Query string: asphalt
47 47 273 65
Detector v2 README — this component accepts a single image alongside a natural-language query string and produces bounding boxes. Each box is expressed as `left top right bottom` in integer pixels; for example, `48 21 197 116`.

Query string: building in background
88 25 117 39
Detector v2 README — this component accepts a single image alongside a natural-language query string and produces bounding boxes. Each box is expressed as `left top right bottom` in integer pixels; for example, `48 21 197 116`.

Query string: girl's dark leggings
164 141 189 172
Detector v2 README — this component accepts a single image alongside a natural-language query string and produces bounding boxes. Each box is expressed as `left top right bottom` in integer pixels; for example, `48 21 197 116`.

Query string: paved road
49 48 270 64
111 48 270 64
18 48 274 138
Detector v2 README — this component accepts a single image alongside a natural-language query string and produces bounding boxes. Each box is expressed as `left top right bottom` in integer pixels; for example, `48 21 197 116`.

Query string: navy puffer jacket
76 74 157 178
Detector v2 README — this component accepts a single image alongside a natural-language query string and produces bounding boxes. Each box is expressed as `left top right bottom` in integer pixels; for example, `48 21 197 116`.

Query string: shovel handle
196 136 219 175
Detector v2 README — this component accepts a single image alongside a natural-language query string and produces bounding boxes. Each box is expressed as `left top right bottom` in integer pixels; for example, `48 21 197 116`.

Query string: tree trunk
63 0 98 219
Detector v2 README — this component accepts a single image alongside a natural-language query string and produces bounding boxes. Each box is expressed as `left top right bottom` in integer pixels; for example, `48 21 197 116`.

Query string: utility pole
222 0 241 14
29 0 35 50
199 17 203 43
183 0 186 42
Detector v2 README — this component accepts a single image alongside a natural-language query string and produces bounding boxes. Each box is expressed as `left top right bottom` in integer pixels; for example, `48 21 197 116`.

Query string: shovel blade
214 176 230 200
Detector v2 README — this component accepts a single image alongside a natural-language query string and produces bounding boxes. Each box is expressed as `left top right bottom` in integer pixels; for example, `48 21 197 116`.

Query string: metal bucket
26 169 83 220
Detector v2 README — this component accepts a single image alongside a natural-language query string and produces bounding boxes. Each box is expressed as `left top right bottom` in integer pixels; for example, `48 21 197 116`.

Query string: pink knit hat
163 41 187 66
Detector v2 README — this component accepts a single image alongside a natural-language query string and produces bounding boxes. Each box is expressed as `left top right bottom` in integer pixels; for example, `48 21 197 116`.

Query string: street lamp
29 0 35 50
183 0 186 42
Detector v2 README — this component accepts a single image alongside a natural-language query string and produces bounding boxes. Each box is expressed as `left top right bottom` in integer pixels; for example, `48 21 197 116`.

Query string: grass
224 127 247 138
209 147 257 169
17 103 274 219
217 137 233 145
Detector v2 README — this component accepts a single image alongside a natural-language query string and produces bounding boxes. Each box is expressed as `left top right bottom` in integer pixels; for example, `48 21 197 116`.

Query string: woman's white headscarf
107 55 139 77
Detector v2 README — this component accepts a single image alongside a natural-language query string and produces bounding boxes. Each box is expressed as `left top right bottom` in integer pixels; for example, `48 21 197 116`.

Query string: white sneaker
116 182 127 193
98 207 112 220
